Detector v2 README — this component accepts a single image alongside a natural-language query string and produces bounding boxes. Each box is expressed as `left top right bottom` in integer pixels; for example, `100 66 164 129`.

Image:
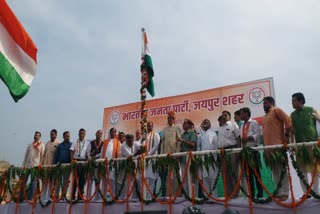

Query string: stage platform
1 197 320 214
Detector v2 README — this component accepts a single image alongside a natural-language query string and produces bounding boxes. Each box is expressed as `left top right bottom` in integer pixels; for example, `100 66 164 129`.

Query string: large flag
0 0 38 102
141 28 155 97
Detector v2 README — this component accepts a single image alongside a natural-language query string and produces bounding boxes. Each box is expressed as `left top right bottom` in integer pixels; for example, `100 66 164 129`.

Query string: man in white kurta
197 119 218 198
22 131 45 200
143 121 160 200
240 107 263 199
119 134 141 200
100 128 121 200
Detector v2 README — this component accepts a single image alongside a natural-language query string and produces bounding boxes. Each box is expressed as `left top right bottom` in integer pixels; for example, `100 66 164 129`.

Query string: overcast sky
1 0 320 165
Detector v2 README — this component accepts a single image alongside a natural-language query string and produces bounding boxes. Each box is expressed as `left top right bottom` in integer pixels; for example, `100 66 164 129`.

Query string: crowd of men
21 93 320 202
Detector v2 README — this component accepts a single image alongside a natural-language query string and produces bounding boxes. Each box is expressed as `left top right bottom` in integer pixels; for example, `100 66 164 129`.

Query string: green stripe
144 54 154 77
0 52 30 102
144 54 155 97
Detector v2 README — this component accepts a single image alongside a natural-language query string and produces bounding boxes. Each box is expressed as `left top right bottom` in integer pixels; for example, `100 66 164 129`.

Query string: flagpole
140 27 148 144
140 27 148 210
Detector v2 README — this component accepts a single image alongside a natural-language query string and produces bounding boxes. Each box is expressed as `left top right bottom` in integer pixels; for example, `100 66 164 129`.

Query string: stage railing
0 141 320 214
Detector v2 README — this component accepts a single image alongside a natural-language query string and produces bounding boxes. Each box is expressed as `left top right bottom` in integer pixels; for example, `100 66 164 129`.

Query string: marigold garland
1 143 320 214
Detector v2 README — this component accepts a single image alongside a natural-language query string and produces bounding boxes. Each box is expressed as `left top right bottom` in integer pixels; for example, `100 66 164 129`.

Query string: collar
33 141 41 145
50 139 59 144
244 118 252 124
296 105 305 112
184 129 192 133
222 121 231 126
125 141 132 148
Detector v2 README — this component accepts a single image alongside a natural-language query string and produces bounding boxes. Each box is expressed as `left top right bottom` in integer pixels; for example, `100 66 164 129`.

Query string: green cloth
237 121 243 129
180 130 197 163
291 106 318 143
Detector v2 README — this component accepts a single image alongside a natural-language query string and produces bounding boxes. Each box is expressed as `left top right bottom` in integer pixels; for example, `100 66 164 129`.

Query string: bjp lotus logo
109 110 120 125
249 87 265 104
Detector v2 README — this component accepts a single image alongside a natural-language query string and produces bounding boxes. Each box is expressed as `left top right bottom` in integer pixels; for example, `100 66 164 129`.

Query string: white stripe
0 24 37 86
141 32 151 57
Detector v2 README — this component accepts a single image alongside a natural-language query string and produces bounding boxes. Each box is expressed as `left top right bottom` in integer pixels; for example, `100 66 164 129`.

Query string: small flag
0 0 38 102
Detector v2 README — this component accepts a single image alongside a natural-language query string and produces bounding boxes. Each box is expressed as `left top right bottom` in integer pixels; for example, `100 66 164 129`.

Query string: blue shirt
53 141 72 164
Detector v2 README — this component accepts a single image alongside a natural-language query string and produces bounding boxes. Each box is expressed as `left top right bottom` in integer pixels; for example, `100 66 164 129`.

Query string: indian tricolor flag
0 0 38 102
141 28 155 97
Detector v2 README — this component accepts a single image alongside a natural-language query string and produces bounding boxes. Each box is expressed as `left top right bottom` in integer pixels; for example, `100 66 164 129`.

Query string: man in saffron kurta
100 128 121 199
291 92 320 196
262 96 291 202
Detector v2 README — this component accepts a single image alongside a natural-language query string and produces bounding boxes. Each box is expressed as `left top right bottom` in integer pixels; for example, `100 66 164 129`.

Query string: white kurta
105 139 114 160
197 129 218 178
145 132 160 179
240 118 261 147
70 139 90 160
22 141 45 168
105 139 115 179
119 142 136 182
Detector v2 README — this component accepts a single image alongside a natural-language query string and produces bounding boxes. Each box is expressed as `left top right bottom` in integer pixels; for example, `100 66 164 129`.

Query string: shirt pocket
224 128 233 139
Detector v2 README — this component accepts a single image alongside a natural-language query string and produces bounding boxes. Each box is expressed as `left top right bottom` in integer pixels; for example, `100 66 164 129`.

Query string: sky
1 0 320 165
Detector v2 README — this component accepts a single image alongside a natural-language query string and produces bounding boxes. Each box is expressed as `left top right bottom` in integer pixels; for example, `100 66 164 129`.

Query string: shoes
276 195 288 201
256 194 263 199
105 193 112 202
129 198 139 202
300 195 311 199
160 196 168 202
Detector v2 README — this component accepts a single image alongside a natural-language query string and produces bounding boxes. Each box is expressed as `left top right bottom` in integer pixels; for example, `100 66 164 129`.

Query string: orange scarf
242 121 250 145
147 132 154 153
101 138 121 159
33 141 41 151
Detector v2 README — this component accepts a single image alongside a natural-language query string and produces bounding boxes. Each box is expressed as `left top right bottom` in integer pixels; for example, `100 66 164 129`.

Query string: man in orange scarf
240 107 263 199
100 128 121 200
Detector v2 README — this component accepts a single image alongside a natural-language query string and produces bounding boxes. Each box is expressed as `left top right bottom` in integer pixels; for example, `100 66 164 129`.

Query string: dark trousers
72 168 86 200
159 166 167 197
244 151 263 199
